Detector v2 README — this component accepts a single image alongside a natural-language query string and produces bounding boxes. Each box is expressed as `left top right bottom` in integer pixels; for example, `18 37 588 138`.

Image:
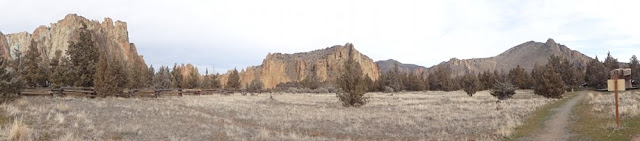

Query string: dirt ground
535 92 585 141
1 90 553 140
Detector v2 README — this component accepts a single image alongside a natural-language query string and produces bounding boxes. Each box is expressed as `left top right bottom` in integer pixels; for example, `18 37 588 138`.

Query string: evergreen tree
533 64 565 98
336 48 369 107
50 50 65 88
462 73 480 96
22 39 49 87
490 79 516 100
0 57 24 102
226 69 241 90
184 67 200 89
153 66 173 89
68 23 99 87
247 78 263 92
585 57 608 89
386 64 404 92
508 65 528 89
604 52 620 71
211 73 221 89
171 63 184 88
630 55 640 86
94 53 126 96
302 65 320 89
147 65 155 88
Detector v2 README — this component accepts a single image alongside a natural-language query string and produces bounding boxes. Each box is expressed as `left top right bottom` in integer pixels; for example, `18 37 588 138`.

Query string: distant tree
336 51 369 107
49 50 66 88
630 55 640 86
585 56 608 89
68 23 99 87
490 79 516 100
508 65 528 89
226 68 241 90
22 39 49 87
0 57 24 103
479 70 496 91
247 79 263 92
462 72 480 96
153 66 173 89
533 64 565 98
405 73 426 91
386 64 404 92
201 68 212 89
94 53 126 96
171 64 184 88
184 67 200 89
428 66 454 91
126 62 146 89
211 73 221 89
604 52 619 72
147 65 155 88
302 65 320 90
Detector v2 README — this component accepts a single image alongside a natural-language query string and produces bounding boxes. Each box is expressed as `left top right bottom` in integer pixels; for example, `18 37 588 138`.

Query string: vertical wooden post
614 71 620 129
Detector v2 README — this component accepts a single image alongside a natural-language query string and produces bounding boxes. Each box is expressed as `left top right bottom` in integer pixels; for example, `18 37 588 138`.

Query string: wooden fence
18 88 263 98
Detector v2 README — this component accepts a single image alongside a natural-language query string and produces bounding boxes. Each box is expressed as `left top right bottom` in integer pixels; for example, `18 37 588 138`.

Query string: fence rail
18 88 252 98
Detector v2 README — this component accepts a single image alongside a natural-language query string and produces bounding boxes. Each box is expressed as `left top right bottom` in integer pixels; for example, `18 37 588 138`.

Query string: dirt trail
536 92 586 141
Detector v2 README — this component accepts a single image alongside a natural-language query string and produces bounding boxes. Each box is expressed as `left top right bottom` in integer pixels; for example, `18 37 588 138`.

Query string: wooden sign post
614 71 620 129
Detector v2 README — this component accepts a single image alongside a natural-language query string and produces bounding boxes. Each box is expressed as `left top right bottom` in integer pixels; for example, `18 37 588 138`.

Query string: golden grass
7 118 30 141
0 90 553 140
570 91 640 140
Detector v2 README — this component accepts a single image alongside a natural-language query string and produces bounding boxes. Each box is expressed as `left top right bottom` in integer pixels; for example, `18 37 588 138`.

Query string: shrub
383 86 395 93
490 81 516 100
462 73 480 96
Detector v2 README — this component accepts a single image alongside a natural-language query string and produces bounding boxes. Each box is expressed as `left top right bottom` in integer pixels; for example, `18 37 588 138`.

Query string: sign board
608 79 626 91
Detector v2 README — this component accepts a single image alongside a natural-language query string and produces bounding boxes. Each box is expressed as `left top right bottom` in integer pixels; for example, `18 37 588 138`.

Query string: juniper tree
153 66 173 89
490 79 516 100
247 79 263 92
0 57 24 103
585 56 607 89
184 67 200 89
94 53 126 96
171 64 184 88
630 55 640 86
22 39 50 87
604 52 619 71
336 50 369 107
147 65 155 88
67 23 99 87
226 69 240 90
49 50 66 88
462 73 480 96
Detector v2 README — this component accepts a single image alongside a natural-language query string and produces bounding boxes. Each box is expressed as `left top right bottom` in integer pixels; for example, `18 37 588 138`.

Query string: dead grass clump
14 99 29 107
7 118 30 141
54 103 70 113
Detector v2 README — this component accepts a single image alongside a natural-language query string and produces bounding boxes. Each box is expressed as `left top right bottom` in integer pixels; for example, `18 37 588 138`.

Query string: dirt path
536 92 586 141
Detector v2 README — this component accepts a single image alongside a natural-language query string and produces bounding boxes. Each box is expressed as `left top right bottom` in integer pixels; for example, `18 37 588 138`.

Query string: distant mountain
428 38 593 76
219 43 381 89
376 59 427 74
376 38 593 77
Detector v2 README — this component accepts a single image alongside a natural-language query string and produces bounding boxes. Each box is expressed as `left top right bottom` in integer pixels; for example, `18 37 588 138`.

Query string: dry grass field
569 90 640 140
0 90 554 140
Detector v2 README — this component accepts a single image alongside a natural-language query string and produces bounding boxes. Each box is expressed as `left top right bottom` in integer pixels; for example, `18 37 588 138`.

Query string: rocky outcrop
376 59 427 75
0 31 10 59
1 14 146 69
220 43 381 89
425 38 593 76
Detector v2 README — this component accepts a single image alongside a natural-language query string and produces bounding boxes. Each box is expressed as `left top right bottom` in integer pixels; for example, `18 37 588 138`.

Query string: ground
0 90 552 140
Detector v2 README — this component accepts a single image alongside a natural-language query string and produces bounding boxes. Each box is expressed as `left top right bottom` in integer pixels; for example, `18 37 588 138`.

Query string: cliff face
0 31 10 59
0 14 146 68
425 38 593 76
220 43 381 89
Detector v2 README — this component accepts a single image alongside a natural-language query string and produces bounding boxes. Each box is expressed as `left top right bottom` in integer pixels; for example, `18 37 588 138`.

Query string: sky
1 0 639 73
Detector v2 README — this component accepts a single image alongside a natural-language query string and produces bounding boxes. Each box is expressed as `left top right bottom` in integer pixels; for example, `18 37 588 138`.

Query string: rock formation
376 59 427 75
0 14 146 69
219 43 380 89
388 38 593 77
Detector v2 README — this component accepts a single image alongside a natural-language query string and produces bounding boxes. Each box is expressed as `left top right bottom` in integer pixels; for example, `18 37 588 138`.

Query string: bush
336 46 369 107
462 73 480 96
383 86 395 93
490 81 516 100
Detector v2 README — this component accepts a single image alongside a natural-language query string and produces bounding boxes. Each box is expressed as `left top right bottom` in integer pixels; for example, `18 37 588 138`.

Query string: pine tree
585 57 607 89
630 55 640 86
94 53 126 96
508 65 528 89
336 49 369 107
535 64 565 98
302 65 320 89
22 39 49 87
50 50 65 88
247 79 263 92
184 67 200 89
147 65 155 88
462 73 480 96
171 63 184 88
490 79 516 100
211 73 221 89
604 52 619 71
68 23 99 87
0 56 24 102
226 69 240 90
153 66 173 89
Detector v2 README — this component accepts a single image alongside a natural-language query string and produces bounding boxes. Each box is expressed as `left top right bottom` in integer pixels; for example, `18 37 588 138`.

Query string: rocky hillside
376 59 427 75
424 38 593 76
0 14 146 69
219 43 380 89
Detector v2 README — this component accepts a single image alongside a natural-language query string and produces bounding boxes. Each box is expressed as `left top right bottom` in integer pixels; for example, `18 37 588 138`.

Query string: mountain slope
376 59 427 75
219 43 381 89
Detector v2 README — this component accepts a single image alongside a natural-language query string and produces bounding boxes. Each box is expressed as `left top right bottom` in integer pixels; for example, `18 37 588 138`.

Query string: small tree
67 23 99 87
50 50 65 88
630 55 640 86
171 64 184 88
336 47 369 107
462 73 480 96
490 80 516 100
585 56 608 89
22 39 49 87
226 69 241 90
533 64 565 98
94 53 126 96
0 57 24 103
184 66 200 89
153 66 173 89
247 79 263 92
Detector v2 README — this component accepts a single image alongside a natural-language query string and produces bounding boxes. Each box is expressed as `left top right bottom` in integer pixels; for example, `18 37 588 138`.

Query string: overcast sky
1 0 639 73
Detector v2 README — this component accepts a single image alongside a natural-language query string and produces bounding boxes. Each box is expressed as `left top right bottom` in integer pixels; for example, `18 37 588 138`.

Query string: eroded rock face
219 43 381 89
0 31 10 59
1 14 146 69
